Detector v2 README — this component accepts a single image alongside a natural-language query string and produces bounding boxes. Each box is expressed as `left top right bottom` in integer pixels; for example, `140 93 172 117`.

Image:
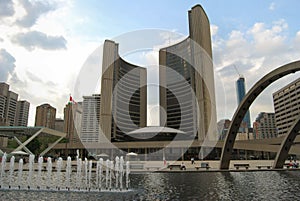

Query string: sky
0 0 300 126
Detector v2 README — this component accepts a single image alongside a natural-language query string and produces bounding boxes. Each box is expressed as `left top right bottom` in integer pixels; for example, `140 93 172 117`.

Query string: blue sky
70 0 300 38
0 0 300 126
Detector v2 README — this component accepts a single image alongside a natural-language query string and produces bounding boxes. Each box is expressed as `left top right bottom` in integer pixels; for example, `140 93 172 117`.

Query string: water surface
1 171 299 200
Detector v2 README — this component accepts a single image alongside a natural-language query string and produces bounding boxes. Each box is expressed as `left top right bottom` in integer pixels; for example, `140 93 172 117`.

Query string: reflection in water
131 172 300 201
1 171 300 200
215 171 300 201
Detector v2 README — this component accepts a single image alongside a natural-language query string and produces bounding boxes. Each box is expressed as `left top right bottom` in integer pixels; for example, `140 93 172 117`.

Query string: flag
69 95 77 104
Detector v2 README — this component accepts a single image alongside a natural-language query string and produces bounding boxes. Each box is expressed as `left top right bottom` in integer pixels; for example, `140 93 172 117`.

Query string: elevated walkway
0 126 66 156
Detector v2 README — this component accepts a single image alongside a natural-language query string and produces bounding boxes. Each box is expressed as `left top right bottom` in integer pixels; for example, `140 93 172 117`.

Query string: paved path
3 159 299 172
129 160 299 172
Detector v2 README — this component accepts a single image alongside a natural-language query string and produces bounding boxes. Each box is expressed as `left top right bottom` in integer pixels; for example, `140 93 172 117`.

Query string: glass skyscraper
236 77 251 130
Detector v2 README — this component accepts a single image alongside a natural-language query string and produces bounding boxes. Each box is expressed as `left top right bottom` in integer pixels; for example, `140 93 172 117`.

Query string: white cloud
269 2 276 11
11 30 67 51
295 31 300 49
249 21 287 55
0 48 16 81
0 0 15 18
16 0 57 28
0 0 99 126
210 24 218 36
9 71 70 125
213 19 300 123
1 1 299 129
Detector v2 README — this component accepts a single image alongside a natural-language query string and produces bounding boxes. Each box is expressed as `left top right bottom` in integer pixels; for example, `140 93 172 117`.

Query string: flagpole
65 95 71 158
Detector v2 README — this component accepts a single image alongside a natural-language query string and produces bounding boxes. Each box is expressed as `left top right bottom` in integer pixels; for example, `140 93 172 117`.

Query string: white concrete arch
220 60 300 169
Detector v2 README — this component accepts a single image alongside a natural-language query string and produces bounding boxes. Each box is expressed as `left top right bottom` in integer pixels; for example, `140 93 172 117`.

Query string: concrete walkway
3 159 299 172
129 160 299 172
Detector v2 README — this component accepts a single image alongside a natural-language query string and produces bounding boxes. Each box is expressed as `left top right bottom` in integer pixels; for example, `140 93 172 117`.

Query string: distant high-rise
64 102 82 144
35 103 56 129
0 82 29 126
159 5 217 140
236 77 251 130
5 91 18 126
81 94 101 142
273 77 300 135
0 83 9 119
15 100 30 126
253 112 277 139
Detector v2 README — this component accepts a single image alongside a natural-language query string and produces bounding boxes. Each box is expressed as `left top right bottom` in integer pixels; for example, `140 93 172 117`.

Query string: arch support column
273 115 300 169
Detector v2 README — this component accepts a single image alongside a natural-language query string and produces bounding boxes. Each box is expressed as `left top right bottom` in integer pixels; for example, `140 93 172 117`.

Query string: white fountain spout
126 161 130 190
46 157 52 189
88 160 92 191
109 160 114 191
115 156 119 189
56 157 63 190
17 158 23 189
0 152 7 188
65 156 72 190
120 156 124 190
27 154 35 189
37 156 43 189
99 158 103 190
105 159 109 189
76 158 82 190
8 156 15 189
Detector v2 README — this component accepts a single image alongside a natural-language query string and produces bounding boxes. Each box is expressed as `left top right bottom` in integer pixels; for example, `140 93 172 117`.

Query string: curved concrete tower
159 5 217 141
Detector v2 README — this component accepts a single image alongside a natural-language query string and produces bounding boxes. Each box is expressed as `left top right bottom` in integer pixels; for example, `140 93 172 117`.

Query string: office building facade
5 91 18 126
55 118 64 132
81 94 101 142
0 82 29 126
0 83 9 124
35 103 56 129
273 77 300 135
253 112 277 139
159 5 217 141
100 40 147 142
15 100 30 126
64 102 82 144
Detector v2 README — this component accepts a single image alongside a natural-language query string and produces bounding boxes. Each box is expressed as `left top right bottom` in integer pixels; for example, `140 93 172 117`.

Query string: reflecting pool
1 171 300 200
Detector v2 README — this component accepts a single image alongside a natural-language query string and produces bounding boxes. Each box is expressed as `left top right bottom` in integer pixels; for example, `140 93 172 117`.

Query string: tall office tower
64 102 82 144
159 5 217 141
253 112 277 139
35 103 56 129
81 94 101 142
273 77 300 135
5 91 18 126
15 100 30 126
0 83 30 126
100 40 147 142
0 83 18 126
0 83 9 122
236 77 251 131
